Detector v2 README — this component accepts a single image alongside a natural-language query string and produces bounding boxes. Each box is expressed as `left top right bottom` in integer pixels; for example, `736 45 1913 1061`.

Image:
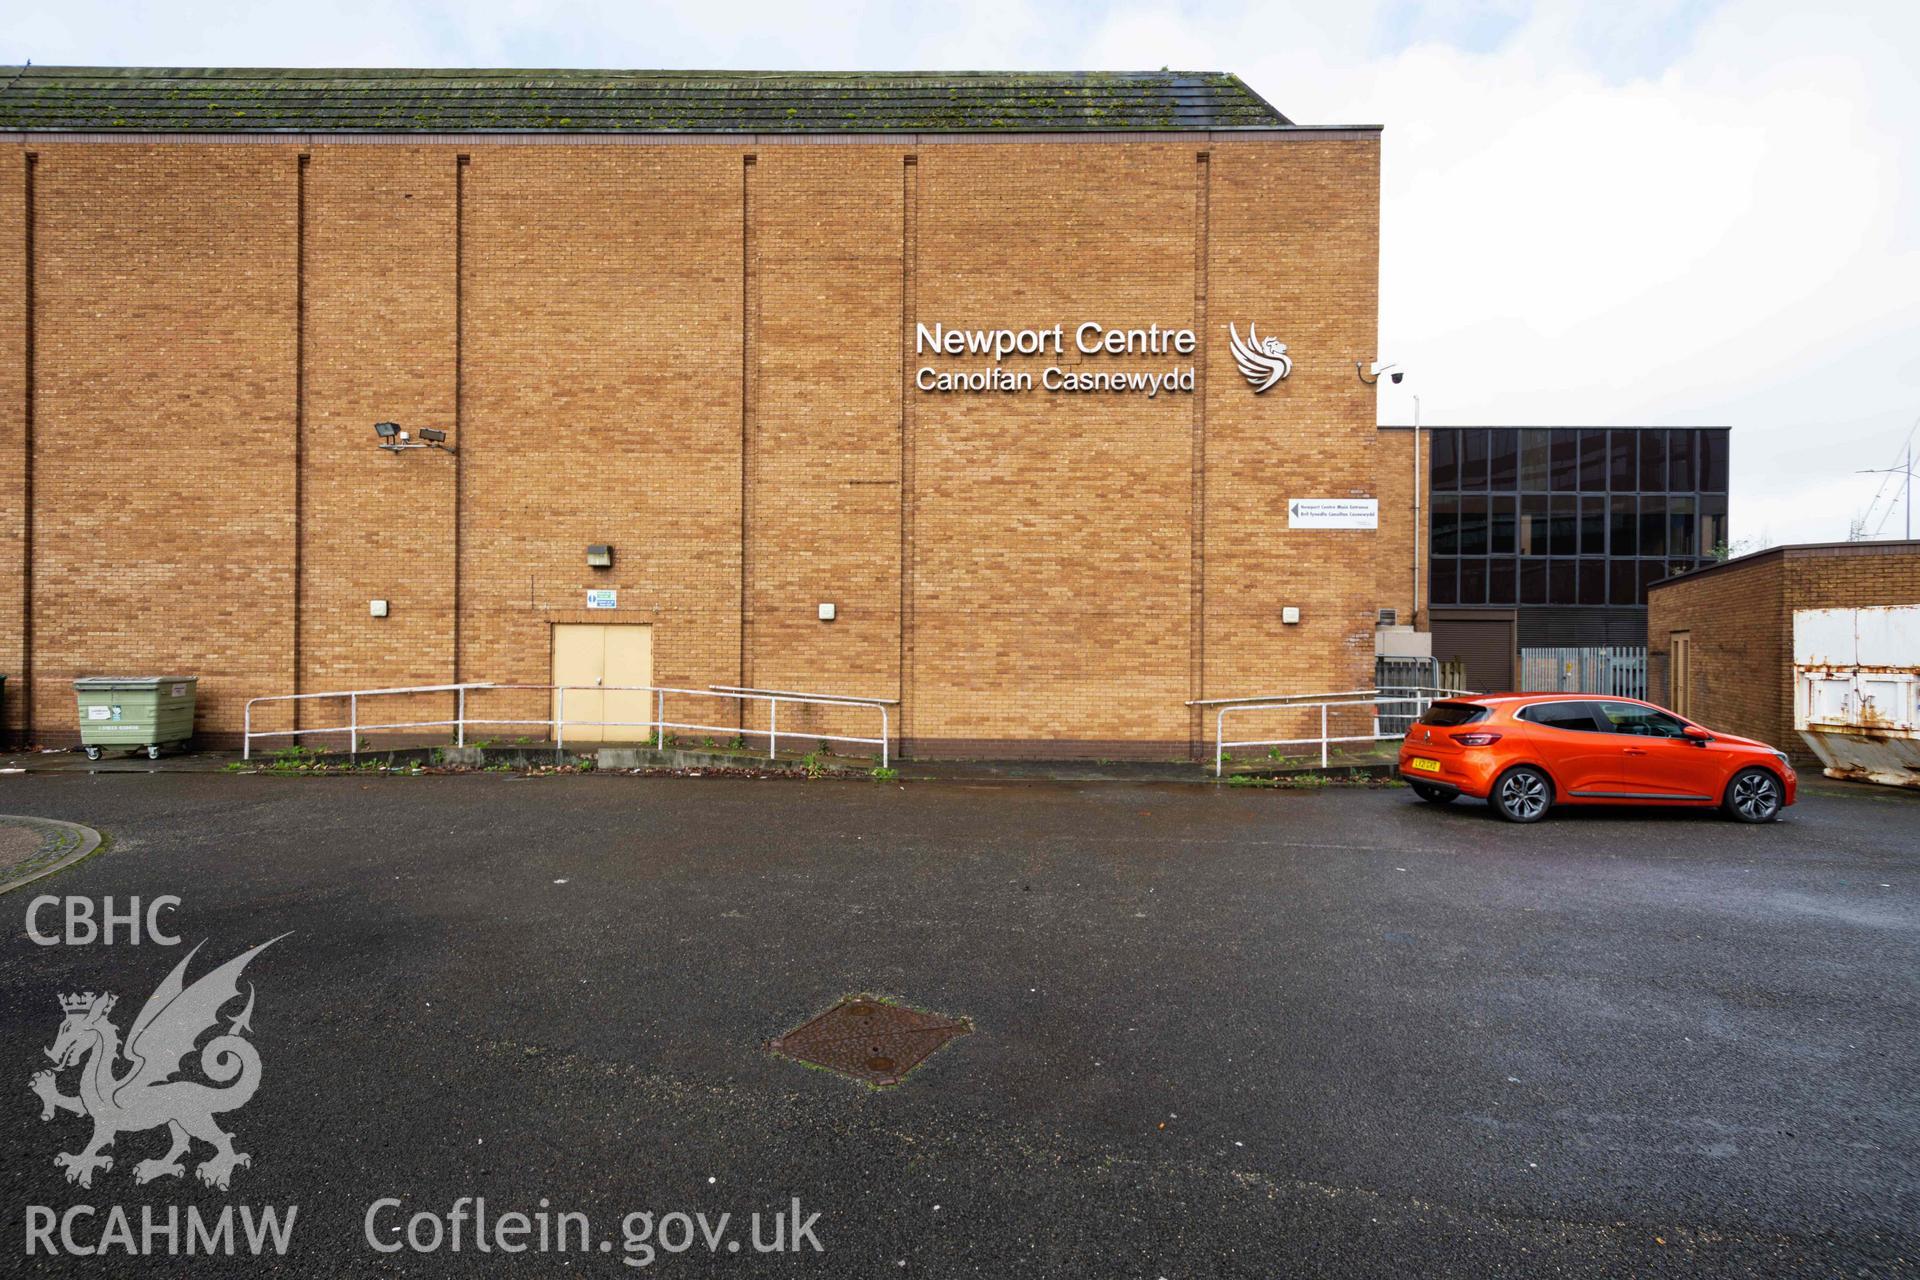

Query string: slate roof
0 67 1293 133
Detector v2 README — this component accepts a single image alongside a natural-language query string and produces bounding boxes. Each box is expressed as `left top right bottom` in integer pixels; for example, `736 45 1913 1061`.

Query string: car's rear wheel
1723 767 1783 823
1491 766 1553 823
1410 781 1456 805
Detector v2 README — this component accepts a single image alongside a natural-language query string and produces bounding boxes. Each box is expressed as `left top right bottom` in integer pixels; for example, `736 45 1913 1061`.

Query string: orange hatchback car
1397 693 1796 824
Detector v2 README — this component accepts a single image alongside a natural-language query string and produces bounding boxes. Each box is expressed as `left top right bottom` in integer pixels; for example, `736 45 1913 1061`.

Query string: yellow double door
551 624 654 744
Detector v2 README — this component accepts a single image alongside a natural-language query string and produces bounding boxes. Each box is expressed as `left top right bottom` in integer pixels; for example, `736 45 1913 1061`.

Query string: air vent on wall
1377 608 1398 627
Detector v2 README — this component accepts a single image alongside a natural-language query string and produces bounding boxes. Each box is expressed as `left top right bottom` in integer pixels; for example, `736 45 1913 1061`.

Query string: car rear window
1518 701 1603 732
1417 702 1489 727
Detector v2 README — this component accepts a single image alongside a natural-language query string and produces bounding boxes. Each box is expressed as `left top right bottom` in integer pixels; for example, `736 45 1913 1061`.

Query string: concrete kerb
4 743 1403 785
0 816 107 896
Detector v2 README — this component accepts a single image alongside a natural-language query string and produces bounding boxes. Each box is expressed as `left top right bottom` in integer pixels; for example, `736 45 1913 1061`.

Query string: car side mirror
1682 725 1713 745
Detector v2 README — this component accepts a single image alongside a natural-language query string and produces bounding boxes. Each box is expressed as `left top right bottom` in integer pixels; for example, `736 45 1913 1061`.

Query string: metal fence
1189 686 1474 776
243 681 897 766
1518 646 1647 699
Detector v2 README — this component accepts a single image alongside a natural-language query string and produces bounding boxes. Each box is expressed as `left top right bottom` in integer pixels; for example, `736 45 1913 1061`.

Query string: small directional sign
1288 498 1378 530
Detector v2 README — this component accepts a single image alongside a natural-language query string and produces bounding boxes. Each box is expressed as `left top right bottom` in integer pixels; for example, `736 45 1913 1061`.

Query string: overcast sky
8 0 1917 547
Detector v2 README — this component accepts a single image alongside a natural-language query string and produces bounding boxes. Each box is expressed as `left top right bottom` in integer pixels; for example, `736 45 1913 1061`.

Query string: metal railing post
1216 708 1225 777
349 693 358 759
243 701 253 761
769 698 779 759
655 689 665 749
556 687 566 754
1320 702 1329 769
881 706 890 769
456 687 466 748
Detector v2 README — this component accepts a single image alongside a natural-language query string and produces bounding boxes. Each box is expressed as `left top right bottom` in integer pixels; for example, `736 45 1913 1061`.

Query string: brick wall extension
1647 542 1920 764
1373 426 1430 628
1 135 1382 758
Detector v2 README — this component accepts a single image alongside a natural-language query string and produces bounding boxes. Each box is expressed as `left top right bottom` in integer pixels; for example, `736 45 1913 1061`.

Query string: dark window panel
1489 495 1518 555
1668 495 1696 559
1431 429 1459 491
1550 494 1579 557
1521 557 1548 605
1610 494 1638 556
1577 558 1606 604
1521 494 1550 555
1458 495 1489 556
1638 559 1666 602
1610 558 1638 605
1430 494 1460 556
1700 492 1728 558
1639 494 1667 559
1578 429 1607 490
1669 429 1696 491
1579 495 1606 556
1489 430 1519 489
1549 429 1580 491
1638 429 1667 495
1431 558 1459 606
1520 428 1551 491
1488 557 1516 605
1700 429 1729 491
1459 428 1490 490
1608 429 1636 491
1459 557 1488 605
1548 559 1576 603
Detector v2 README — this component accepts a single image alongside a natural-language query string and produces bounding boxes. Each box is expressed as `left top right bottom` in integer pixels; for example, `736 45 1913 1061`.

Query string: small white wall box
818 602 837 622
370 600 390 618
1281 606 1302 625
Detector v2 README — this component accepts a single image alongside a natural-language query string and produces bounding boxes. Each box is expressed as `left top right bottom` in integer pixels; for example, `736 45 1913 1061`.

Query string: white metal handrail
1189 685 1474 776
243 681 893 767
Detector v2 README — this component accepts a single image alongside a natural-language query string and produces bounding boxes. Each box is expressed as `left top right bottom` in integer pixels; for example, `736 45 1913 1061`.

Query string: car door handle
1623 747 1648 756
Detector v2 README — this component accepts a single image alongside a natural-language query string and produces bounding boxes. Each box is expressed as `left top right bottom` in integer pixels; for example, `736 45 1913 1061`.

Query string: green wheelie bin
74 677 198 760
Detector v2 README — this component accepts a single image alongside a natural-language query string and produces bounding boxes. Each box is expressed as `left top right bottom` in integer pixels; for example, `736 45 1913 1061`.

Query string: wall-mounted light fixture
1356 361 1403 385
375 422 456 453
586 545 614 569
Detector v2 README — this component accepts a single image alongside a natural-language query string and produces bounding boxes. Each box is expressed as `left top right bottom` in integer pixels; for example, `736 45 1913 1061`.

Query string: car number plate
1409 757 1442 773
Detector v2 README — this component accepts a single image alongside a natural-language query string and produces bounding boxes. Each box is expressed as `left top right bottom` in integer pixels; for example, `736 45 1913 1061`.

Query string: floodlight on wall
586 545 614 569
375 422 456 453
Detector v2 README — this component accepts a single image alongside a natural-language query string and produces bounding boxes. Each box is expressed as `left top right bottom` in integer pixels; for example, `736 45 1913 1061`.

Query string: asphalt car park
2 771 1915 1277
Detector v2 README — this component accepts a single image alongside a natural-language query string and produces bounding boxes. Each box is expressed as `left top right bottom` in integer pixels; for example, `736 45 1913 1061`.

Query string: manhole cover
770 996 972 1088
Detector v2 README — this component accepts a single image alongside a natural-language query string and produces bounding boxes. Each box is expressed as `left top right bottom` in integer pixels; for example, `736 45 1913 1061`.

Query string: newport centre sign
914 322 1200 399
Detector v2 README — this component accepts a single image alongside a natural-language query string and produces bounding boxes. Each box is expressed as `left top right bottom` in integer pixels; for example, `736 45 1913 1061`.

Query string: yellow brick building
0 68 1389 758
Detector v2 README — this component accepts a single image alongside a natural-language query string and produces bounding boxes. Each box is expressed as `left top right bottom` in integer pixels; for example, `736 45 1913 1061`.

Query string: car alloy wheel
1493 766 1552 823
1726 768 1782 823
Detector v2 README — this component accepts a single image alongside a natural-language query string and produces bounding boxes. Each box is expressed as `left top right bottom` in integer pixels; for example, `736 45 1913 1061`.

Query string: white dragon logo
1229 323 1293 392
29 936 284 1190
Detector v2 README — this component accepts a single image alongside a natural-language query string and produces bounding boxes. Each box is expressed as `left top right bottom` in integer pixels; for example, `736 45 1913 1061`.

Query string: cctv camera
1390 370 1404 385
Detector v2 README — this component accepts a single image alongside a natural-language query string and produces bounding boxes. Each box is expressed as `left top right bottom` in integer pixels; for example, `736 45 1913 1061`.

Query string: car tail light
1451 731 1504 747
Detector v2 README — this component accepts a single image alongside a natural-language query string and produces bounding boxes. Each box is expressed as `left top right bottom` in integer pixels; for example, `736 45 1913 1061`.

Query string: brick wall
1373 426 1429 627
1647 542 1920 763
1 134 1381 757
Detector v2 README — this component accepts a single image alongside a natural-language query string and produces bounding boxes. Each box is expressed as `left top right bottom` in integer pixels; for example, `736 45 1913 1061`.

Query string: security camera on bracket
1356 361 1403 385
374 422 456 454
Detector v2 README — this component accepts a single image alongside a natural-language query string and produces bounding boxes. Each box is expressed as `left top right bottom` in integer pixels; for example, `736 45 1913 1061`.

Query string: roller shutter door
1432 615 1516 693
